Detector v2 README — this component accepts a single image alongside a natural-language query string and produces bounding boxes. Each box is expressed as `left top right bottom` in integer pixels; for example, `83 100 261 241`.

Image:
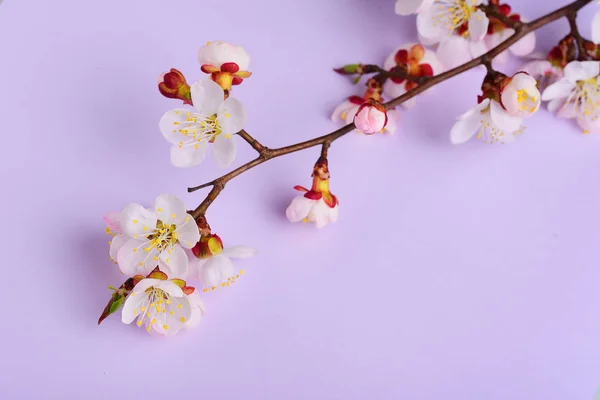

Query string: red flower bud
158 68 192 105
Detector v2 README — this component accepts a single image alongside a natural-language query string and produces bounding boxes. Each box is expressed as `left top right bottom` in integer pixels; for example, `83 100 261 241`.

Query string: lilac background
0 0 599 399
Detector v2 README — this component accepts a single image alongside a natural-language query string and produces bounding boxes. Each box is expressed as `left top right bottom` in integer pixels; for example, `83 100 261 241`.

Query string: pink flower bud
353 100 388 135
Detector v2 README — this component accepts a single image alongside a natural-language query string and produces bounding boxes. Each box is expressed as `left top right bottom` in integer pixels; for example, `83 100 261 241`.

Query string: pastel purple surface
0 0 599 399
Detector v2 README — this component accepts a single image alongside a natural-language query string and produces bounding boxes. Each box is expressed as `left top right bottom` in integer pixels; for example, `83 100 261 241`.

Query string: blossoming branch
99 0 599 336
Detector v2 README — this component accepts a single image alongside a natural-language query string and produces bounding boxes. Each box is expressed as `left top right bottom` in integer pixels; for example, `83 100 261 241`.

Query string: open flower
286 158 339 228
331 96 399 134
159 79 246 167
383 43 443 108
121 277 193 336
354 100 388 134
198 41 251 91
450 98 524 144
500 72 541 117
541 61 600 129
395 0 434 15
114 194 200 278
188 234 257 290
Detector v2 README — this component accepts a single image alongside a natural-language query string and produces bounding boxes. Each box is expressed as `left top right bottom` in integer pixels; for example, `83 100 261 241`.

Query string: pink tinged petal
218 97 246 133
221 246 257 259
158 245 189 279
155 194 187 226
511 72 537 87
159 108 195 145
109 234 127 261
564 61 600 82
212 133 237 167
593 10 600 44
416 6 444 42
120 203 157 238
541 79 576 101
521 60 551 78
121 291 148 324
103 212 121 232
450 99 490 144
174 215 200 248
190 79 224 116
286 196 314 223
395 0 428 15
354 106 386 134
170 139 208 168
490 100 522 132
185 291 206 329
468 10 489 41
117 239 159 277
436 36 471 70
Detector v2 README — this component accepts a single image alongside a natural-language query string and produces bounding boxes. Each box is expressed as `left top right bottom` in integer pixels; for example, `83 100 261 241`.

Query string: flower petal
384 109 400 134
510 30 536 57
450 99 490 144
155 280 185 297
190 79 224 116
468 10 489 41
117 238 159 277
436 36 471 70
221 246 257 259
547 97 566 113
541 79 575 101
395 0 429 15
158 245 189 279
185 291 206 329
564 61 600 82
490 100 522 132
109 233 127 262
593 10 600 44
170 140 208 168
154 194 187 226
120 203 157 238
159 109 195 145
174 215 200 248
416 5 444 41
218 97 246 134
121 292 148 324
201 255 234 287
212 134 237 167
286 196 314 223
103 212 121 232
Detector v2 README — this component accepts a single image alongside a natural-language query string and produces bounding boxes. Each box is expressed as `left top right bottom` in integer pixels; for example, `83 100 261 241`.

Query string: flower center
477 105 524 144
572 77 600 117
145 220 178 252
433 0 476 35
173 111 224 150
516 89 538 113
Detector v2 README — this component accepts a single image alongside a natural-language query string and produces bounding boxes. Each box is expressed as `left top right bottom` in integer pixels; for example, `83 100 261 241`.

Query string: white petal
190 79 224 116
212 134 237 167
170 140 208 168
577 115 600 133
117 239 159 277
119 203 157 238
121 292 148 324
201 255 234 287
593 10 600 44
450 99 490 144
286 196 314 223
436 36 471 70
383 80 407 102
221 246 257 259
155 280 184 297
541 79 575 101
468 10 489 41
109 233 127 261
154 194 187 226
159 108 195 145
384 109 400 134
132 278 163 293
510 31 536 57
331 100 357 123
564 61 600 82
188 256 207 280
185 291 206 329
218 97 246 134
547 97 566 113
395 0 428 15
198 41 250 70
416 6 444 42
174 215 200 248
158 245 189 279
309 200 335 228
468 39 488 59
490 100 522 132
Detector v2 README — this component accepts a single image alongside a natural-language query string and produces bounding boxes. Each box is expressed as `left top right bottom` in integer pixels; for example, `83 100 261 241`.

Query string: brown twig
189 0 593 220
479 4 524 31
236 129 267 155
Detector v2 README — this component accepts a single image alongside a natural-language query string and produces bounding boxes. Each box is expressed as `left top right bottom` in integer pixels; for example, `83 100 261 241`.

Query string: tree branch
566 10 589 60
236 129 267 155
189 0 594 220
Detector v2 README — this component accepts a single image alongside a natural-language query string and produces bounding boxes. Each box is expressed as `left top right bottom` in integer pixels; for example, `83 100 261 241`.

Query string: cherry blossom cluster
99 1 598 336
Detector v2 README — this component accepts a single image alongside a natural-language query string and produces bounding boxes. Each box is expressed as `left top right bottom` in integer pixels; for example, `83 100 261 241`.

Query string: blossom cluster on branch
99 0 599 336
